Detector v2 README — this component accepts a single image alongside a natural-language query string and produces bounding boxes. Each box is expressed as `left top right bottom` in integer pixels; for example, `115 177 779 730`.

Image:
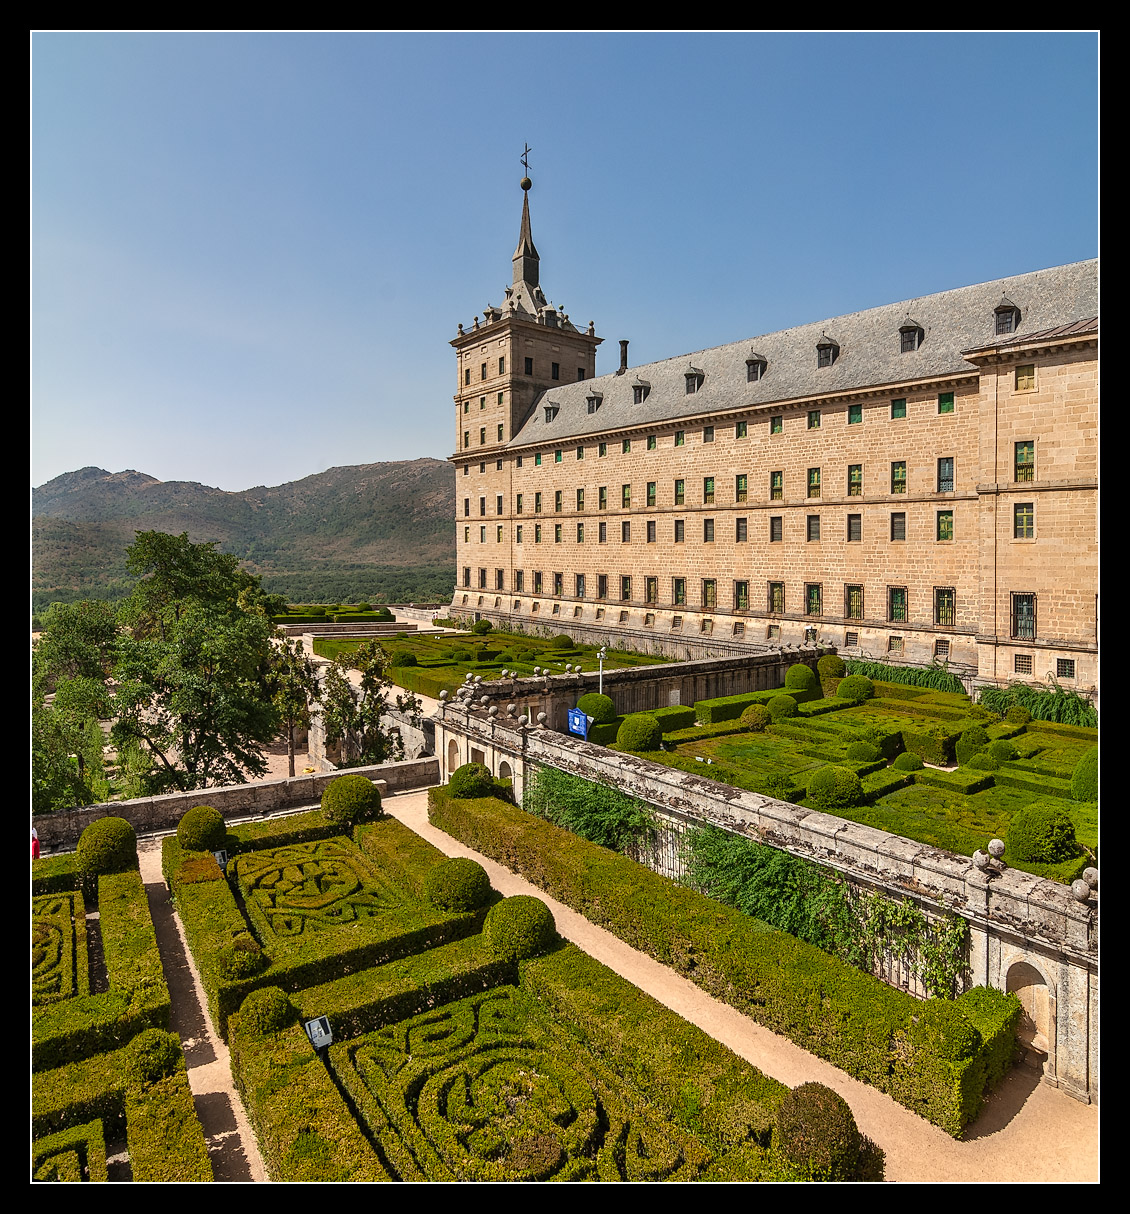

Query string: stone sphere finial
1071 879 1091 902
973 850 991 871
987 838 1006 858
536 712 547 725
521 175 532 192
1083 867 1098 889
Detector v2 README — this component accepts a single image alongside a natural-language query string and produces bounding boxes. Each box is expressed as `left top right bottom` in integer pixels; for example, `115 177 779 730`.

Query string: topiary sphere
448 762 496 799
576 692 616 724
1005 704 1032 725
237 986 296 1036
1071 746 1098 803
483 896 556 962
127 1029 181 1088
218 936 269 980
424 857 493 912
774 1083 861 1180
836 675 874 703
616 714 662 752
846 741 881 762
321 774 383 827
1008 803 1079 863
817 653 846 680
892 752 924 771
768 693 798 721
955 725 990 766
807 766 864 811
470 620 494 635
988 739 1017 763
785 663 817 692
177 804 226 853
740 703 772 732
389 649 418 667
76 817 137 877
549 634 573 649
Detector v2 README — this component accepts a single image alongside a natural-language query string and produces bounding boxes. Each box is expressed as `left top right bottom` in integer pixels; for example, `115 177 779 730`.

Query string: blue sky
32 31 1098 492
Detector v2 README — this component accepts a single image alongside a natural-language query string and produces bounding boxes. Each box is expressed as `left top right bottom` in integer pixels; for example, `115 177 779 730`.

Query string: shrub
892 752 924 772
768 694 798 721
965 752 999 772
740 703 772 732
549 633 573 648
955 726 989 766
909 1001 981 1061
127 1029 181 1089
988 739 1017 763
1005 705 1032 725
356 602 372 612
470 620 493 635
451 648 472 661
774 1083 861 1180
448 762 496 799
389 649 418 667
176 805 226 853
1071 746 1098 803
616 714 662 752
846 741 881 762
482 896 556 962
218 937 269 980
807 766 864 811
237 987 296 1036
76 817 137 877
423 857 492 912
576 692 616 724
836 675 874 704
785 663 817 692
321 774 383 827
1008 804 1078 863
817 653 846 679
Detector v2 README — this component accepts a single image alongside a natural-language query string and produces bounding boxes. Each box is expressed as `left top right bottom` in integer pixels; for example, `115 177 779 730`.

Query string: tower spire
512 150 539 289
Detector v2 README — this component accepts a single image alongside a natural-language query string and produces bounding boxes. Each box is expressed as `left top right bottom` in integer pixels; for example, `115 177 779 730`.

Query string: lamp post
597 647 607 696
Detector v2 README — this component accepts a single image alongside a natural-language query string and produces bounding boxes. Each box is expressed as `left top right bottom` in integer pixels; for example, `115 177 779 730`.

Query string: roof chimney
616 339 629 375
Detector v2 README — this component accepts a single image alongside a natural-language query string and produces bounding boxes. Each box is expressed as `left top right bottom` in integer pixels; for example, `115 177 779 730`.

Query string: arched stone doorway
498 761 512 781
447 738 460 778
1007 961 1053 1055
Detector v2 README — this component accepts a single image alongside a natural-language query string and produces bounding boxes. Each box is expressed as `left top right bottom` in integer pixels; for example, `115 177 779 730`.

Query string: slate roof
508 260 1097 447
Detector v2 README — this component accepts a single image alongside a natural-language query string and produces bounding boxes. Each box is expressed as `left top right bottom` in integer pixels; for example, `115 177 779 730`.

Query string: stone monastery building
450 178 1098 691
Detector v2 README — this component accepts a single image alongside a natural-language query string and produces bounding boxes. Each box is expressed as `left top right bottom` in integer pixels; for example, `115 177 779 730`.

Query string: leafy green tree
320 640 422 767
270 637 321 777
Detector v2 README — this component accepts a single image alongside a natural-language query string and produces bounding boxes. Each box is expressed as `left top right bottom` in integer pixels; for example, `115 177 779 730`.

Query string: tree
320 640 422 767
270 637 321 777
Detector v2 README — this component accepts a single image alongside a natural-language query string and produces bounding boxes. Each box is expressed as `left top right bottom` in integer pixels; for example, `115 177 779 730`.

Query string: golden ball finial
520 176 532 192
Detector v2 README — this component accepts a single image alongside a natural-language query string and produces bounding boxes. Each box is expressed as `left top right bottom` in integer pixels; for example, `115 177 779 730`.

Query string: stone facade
450 181 1098 695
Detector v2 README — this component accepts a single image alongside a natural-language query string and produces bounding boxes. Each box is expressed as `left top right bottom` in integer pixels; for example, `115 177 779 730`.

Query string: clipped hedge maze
33 891 88 1005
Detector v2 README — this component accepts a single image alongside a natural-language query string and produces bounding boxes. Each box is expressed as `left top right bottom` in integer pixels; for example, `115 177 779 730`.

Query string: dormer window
684 366 704 395
746 353 767 382
586 392 603 414
994 297 1021 336
816 336 839 368
632 378 651 404
899 320 924 353
544 405 559 423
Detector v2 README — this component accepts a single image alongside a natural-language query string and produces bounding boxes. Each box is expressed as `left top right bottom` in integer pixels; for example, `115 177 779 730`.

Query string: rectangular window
577 446 584 460
807 515 821 542
891 461 907 494
938 391 954 414
516 493 523 514
535 453 542 466
845 584 863 619
480 397 486 410
551 362 560 380
703 426 715 443
554 449 562 464
844 630 858 647
673 578 687 606
621 521 631 543
891 397 906 419
770 415 782 434
937 510 954 541
675 430 685 447
807 467 821 498
888 636 904 654
734 581 749 611
577 368 585 381
569 574 583 599
647 519 656 543
770 516 783 542
479 568 487 588
1015 364 1036 391
808 410 821 429
479 496 487 516
935 587 956 627
674 519 685 543
498 356 505 375
646 481 656 507
497 525 503 542
848 403 862 425
888 586 908 622
1015 441 1034 482
480 428 486 445
735 473 748 502
496 569 504 590
577 522 584 543
598 486 607 510
622 439 631 454
1057 658 1076 679
496 494 503 515
646 577 658 604
1014 653 1032 674
534 491 542 513
524 357 533 375
890 512 906 541
934 639 949 659
534 524 542 543
598 442 607 457
1014 502 1034 539
806 584 822 616
622 484 631 509
621 576 632 601
703 476 715 504
770 470 783 500
597 575 608 599
465 368 471 386
464 526 470 542
674 479 685 505
463 498 470 517
517 456 523 468
553 573 563 596
736 517 748 542
533 571 543 594
497 423 504 442
769 582 785 613
848 464 862 496
847 513 861 542
937 457 954 493
599 522 607 543
554 490 562 513
576 488 585 511
464 430 470 448
736 421 747 438
463 566 471 587
516 571 524 592
703 518 715 542
702 579 717 608
516 525 523 543
1012 593 1036 640
647 434 657 450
